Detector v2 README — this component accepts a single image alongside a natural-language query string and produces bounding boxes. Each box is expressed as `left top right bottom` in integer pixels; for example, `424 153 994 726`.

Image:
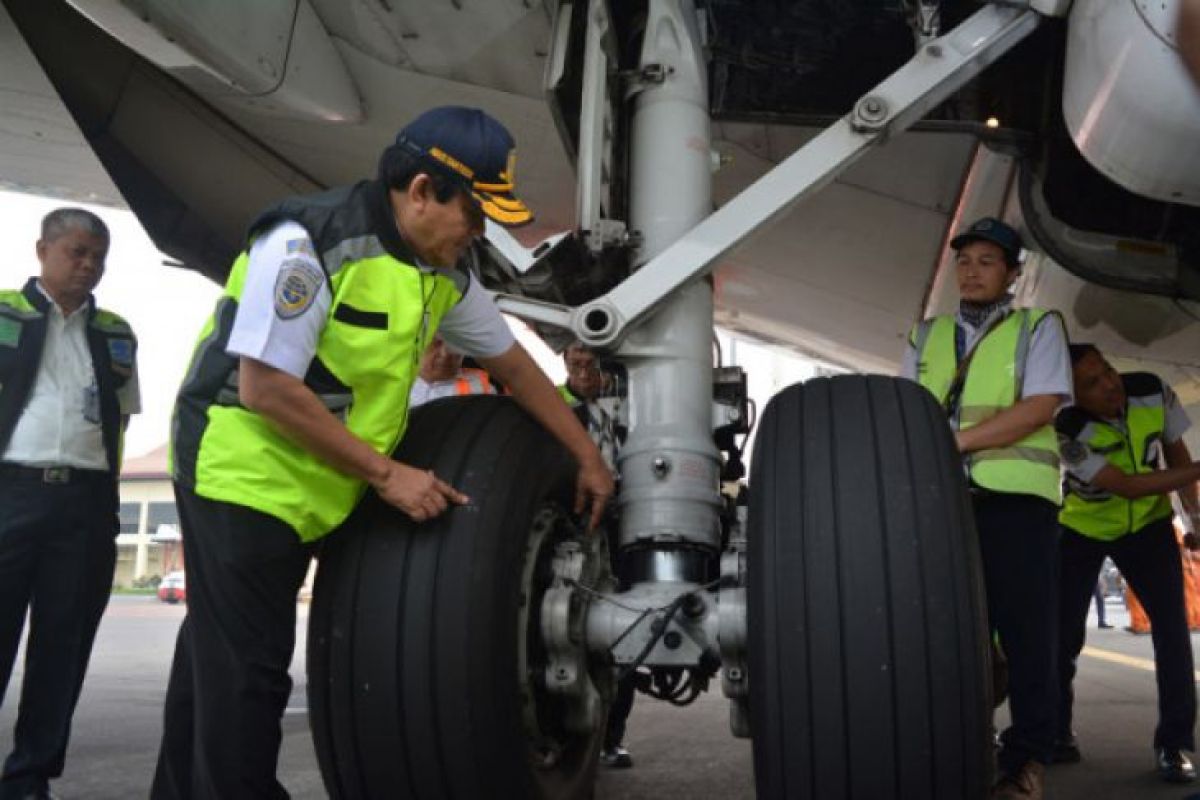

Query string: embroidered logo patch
108 338 133 377
0 317 19 348
1060 439 1089 467
108 338 133 365
274 258 324 320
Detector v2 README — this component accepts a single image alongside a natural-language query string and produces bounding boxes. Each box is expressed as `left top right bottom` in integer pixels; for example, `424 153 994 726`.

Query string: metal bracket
576 0 626 255
539 536 610 733
494 292 573 331
498 4 1043 349
851 95 891 133
619 62 674 98
569 3 1042 348
905 0 942 46
1026 0 1073 17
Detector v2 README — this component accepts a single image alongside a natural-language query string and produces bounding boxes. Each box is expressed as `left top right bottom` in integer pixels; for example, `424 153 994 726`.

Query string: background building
116 444 181 588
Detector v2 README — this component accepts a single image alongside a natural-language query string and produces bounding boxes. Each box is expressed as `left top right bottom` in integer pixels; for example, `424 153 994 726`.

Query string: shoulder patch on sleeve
107 337 134 365
274 257 325 320
0 316 20 347
1059 437 1090 468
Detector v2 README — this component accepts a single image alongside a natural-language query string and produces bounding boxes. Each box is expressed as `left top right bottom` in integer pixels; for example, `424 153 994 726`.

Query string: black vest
0 278 135 475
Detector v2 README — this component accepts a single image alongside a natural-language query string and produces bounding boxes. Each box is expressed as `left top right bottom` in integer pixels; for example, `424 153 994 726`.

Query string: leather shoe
1051 734 1082 764
992 761 1043 799
1157 748 1197 783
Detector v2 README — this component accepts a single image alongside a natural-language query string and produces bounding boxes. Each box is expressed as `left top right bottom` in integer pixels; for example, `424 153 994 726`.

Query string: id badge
83 383 101 424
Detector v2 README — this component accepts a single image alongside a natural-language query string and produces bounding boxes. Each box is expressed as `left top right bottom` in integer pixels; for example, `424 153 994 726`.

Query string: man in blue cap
152 106 614 798
902 217 1072 800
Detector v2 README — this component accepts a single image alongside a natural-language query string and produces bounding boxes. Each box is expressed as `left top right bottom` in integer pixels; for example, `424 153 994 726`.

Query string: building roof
122 443 169 480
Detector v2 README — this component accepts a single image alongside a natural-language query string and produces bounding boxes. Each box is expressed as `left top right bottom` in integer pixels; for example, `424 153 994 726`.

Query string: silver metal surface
911 0 942 45
625 549 709 584
583 581 716 667
536 532 610 734
613 0 723 553
576 0 625 253
1062 0 1200 205
573 3 1041 348
493 292 574 330
719 503 749 735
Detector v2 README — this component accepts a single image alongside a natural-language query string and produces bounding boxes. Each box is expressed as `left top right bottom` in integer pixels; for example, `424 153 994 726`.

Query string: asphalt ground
1 595 1196 799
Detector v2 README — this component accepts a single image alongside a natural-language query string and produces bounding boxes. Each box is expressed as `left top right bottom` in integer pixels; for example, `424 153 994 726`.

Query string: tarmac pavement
0 594 1195 799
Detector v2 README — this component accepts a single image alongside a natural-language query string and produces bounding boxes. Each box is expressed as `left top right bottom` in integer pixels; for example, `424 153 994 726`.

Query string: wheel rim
516 504 613 784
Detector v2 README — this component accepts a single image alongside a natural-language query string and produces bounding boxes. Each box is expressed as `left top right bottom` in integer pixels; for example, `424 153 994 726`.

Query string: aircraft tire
308 395 602 800
748 375 992 799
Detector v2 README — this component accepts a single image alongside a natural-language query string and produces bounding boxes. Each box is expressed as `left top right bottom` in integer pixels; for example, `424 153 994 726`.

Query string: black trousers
151 484 313 800
1093 581 1108 627
973 491 1059 774
604 674 636 750
1058 518 1195 750
0 472 116 799
604 520 636 752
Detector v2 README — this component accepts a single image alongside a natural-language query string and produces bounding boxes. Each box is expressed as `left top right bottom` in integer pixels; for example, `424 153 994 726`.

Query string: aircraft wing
2 0 1198 406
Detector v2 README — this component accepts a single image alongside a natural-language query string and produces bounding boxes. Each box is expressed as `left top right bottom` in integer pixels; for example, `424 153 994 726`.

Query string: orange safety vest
454 368 495 396
1124 521 1200 633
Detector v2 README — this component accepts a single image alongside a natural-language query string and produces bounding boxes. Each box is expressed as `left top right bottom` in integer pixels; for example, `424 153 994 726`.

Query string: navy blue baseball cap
395 106 532 227
950 217 1023 267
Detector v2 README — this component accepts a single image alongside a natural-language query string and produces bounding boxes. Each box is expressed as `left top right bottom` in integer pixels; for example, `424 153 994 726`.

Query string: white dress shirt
1 283 141 469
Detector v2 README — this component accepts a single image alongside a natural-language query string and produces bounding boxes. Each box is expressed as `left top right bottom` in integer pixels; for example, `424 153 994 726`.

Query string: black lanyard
943 311 1012 417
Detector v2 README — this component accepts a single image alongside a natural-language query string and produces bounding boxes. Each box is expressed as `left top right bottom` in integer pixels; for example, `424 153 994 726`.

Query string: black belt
0 463 108 484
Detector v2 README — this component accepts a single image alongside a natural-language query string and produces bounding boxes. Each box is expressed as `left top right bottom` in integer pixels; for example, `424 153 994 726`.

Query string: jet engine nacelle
1063 0 1200 207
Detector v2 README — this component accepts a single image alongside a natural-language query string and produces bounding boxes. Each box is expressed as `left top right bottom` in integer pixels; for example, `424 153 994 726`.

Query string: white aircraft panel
210 43 576 243
0 3 120 204
308 0 552 99
708 127 978 371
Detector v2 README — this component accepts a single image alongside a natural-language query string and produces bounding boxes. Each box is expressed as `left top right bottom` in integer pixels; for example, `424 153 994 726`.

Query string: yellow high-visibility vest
1058 374 1173 540
171 181 465 541
911 308 1061 504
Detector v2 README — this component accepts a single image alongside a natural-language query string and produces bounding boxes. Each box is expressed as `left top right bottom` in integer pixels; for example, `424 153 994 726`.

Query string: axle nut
651 456 671 479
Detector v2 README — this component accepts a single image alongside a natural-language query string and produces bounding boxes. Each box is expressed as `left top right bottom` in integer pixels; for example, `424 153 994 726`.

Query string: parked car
157 571 186 604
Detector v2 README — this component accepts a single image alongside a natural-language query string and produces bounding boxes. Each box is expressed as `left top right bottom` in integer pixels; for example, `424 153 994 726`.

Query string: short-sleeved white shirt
226 221 514 378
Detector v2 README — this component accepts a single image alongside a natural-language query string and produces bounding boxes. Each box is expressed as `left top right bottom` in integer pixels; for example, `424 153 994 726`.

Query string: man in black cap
152 106 614 798
902 217 1072 800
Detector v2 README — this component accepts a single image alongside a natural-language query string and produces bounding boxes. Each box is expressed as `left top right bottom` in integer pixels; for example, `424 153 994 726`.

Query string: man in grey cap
901 217 1072 800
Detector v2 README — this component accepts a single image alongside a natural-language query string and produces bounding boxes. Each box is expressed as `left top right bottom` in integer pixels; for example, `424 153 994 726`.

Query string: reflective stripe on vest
454 369 493 396
1059 394 1173 541
173 248 463 542
913 308 1061 504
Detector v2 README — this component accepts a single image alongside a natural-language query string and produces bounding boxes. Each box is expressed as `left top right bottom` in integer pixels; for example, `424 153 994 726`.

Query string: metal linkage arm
495 293 574 330
567 3 1042 349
